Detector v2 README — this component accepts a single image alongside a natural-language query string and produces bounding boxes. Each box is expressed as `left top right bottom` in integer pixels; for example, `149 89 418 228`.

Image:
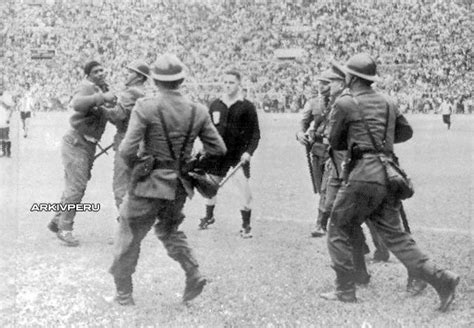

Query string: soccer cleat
182 275 207 302
47 221 59 233
56 230 80 247
198 216 215 230
240 226 253 239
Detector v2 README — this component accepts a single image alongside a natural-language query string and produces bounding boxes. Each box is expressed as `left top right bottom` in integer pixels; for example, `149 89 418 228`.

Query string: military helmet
126 60 150 78
332 53 381 82
150 53 186 81
316 68 345 83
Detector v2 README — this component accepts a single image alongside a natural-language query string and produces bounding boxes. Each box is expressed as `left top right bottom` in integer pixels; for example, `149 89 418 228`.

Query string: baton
94 143 114 160
305 145 318 194
219 161 244 188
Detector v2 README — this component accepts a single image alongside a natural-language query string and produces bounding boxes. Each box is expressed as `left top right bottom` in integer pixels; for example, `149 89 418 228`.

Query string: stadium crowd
1 0 472 113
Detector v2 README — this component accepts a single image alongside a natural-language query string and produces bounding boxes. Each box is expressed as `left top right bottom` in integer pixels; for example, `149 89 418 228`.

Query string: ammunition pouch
379 156 414 200
130 155 156 184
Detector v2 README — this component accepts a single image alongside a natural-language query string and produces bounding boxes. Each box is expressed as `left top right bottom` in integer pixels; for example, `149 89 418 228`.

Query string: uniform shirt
207 94 260 175
120 88 226 199
108 84 146 149
440 101 452 115
299 95 328 140
21 92 35 113
328 85 413 184
69 79 109 141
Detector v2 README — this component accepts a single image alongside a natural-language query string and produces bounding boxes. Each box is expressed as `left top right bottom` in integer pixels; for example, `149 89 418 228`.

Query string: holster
341 144 357 183
130 155 156 185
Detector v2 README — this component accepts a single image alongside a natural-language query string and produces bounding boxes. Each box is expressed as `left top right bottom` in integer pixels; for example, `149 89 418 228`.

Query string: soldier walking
109 54 226 305
320 53 459 312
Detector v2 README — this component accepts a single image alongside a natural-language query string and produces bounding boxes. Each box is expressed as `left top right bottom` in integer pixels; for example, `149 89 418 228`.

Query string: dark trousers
328 181 429 282
109 184 198 292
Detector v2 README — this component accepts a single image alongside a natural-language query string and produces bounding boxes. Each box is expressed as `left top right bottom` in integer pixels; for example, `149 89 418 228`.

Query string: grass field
0 111 473 327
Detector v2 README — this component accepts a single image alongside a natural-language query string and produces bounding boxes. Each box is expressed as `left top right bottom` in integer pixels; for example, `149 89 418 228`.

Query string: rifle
400 203 411 234
305 144 318 194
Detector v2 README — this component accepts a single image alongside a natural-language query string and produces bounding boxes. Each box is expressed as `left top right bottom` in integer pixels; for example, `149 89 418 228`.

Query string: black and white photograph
0 0 472 326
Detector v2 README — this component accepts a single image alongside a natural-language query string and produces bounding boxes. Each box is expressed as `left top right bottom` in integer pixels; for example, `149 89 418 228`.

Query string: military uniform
324 74 459 310
109 84 226 303
299 95 330 194
108 84 146 208
49 79 109 235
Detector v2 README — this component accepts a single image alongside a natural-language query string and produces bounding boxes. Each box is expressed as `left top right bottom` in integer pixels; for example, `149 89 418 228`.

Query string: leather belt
153 160 180 171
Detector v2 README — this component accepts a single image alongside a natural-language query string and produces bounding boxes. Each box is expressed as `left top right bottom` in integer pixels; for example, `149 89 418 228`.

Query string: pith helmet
150 53 186 81
332 53 381 82
126 60 150 78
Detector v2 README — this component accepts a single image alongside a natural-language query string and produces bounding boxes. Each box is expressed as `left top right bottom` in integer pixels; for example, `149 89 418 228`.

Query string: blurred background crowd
1 0 472 114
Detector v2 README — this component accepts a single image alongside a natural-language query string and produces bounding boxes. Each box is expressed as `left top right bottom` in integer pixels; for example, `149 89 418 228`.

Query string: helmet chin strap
347 75 357 89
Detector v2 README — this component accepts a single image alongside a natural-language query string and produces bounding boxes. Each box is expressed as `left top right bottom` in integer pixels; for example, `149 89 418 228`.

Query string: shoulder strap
157 105 196 164
352 95 390 153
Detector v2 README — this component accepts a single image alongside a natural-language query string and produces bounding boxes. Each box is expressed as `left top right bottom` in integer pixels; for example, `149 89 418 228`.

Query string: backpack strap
157 105 196 171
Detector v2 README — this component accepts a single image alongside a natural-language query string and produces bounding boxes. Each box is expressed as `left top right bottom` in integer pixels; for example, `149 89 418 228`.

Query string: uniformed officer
197 70 260 239
321 62 386 283
109 54 226 305
296 71 333 237
108 60 149 209
320 53 460 312
47 61 116 246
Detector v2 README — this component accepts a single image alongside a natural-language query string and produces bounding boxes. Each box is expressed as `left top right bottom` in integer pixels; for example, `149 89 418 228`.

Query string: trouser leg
351 225 370 284
155 186 206 301
327 182 386 295
366 220 390 262
368 196 460 311
52 137 95 231
156 187 198 274
113 149 132 209
109 194 158 295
